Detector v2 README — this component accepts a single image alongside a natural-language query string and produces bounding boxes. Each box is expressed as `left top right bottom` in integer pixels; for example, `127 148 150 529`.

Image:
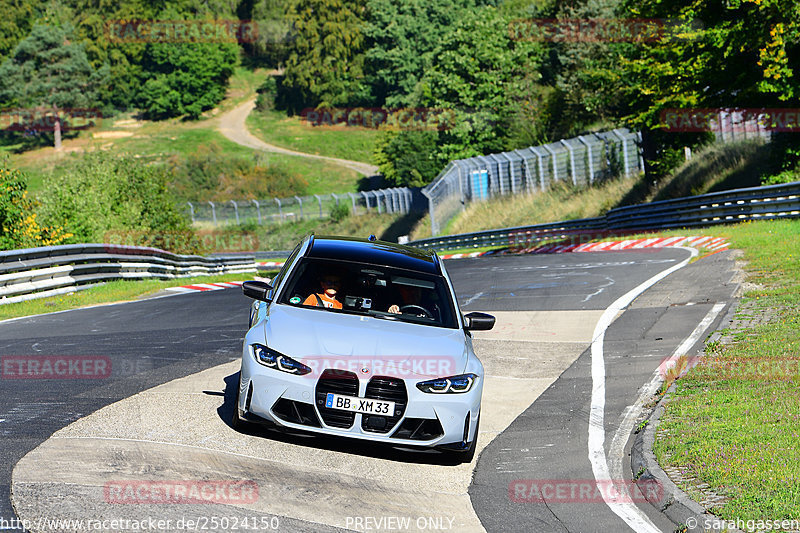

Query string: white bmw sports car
235 234 494 461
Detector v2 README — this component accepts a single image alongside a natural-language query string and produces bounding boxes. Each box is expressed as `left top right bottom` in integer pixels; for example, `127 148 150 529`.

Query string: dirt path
217 99 379 176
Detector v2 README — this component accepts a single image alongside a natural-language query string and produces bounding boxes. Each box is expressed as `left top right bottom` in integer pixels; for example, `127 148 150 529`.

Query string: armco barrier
410 181 800 252
0 244 257 305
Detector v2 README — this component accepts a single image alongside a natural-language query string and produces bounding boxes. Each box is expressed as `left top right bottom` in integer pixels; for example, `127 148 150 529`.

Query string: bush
255 76 278 112
0 160 72 250
330 202 350 222
38 153 196 252
167 143 308 201
374 130 442 187
137 40 238 119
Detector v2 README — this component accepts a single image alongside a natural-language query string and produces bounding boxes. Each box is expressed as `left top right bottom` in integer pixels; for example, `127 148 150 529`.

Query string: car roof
305 235 440 275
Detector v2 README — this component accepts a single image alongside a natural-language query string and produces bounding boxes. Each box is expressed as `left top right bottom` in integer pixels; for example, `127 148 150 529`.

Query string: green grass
246 109 378 164
653 219 800 521
410 176 640 240
219 211 405 251
0 271 278 323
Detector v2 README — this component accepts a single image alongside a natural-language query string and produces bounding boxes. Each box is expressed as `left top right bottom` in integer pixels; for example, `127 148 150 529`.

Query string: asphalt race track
0 248 740 532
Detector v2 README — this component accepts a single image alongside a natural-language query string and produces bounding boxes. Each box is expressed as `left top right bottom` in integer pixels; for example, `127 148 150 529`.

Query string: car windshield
277 258 458 329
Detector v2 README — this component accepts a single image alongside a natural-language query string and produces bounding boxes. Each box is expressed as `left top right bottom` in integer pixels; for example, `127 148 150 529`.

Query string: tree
137 38 238 119
0 0 36 61
0 24 107 149
364 0 491 107
414 6 545 161
278 0 369 111
612 0 800 176
374 130 442 187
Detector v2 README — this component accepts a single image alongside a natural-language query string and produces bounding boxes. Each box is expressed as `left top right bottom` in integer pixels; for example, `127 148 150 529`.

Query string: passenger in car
303 273 343 309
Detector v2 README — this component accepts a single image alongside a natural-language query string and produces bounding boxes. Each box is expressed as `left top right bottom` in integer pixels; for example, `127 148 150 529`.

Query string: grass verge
0 271 277 323
653 219 800 522
246 109 378 165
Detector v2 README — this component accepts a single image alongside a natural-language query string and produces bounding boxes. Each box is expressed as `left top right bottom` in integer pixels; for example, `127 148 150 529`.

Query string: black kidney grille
315 369 359 428
361 376 407 434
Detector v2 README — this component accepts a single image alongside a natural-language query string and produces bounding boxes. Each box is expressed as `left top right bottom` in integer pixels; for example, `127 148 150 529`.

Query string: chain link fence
186 187 415 226
421 128 643 236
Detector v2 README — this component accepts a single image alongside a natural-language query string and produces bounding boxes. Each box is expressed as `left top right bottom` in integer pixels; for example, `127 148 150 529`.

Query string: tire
461 414 480 463
442 413 480 464
231 380 251 431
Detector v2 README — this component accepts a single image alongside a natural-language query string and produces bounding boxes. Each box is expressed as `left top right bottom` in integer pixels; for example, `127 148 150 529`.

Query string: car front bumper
238 348 482 448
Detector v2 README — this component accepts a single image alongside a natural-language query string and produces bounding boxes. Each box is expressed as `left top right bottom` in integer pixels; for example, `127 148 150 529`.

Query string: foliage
413 6 545 162
242 0 293 67
278 0 369 111
329 202 350 222
37 153 193 250
166 142 309 201
0 160 71 250
611 0 800 176
255 76 278 112
137 37 238 119
0 23 108 148
363 0 492 107
0 0 36 61
374 130 442 187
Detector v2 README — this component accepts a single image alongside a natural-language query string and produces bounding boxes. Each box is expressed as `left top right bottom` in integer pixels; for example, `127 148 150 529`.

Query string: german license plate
325 393 394 415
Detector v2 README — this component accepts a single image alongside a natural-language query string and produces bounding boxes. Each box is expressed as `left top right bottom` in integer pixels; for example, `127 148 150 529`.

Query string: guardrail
410 181 800 252
0 244 257 305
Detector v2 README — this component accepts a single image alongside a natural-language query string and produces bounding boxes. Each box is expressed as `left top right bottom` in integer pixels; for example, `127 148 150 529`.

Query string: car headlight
252 344 311 375
416 373 478 394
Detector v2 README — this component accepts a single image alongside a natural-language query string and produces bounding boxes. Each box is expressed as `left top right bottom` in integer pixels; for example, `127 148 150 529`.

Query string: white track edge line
589 246 698 533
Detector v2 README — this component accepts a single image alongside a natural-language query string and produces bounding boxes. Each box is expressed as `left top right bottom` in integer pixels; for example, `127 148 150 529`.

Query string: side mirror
242 280 273 302
464 311 495 331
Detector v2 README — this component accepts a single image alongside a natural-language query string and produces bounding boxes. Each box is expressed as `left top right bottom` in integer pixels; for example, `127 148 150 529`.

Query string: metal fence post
314 194 323 218
502 153 516 194
208 201 216 225
374 191 383 214
348 192 357 214
294 196 303 219
361 191 371 211
187 202 194 223
578 136 595 184
230 200 240 225
252 200 262 224
275 198 282 222
561 140 578 186
542 144 558 182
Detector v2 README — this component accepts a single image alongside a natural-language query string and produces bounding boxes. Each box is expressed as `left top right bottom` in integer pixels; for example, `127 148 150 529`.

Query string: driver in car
388 283 439 320
304 273 343 309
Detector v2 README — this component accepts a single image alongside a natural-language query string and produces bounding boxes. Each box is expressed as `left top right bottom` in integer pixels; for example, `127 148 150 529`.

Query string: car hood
261 304 468 378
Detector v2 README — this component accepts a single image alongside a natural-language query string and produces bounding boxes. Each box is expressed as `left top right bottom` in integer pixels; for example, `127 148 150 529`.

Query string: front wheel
231 380 251 431
442 414 480 464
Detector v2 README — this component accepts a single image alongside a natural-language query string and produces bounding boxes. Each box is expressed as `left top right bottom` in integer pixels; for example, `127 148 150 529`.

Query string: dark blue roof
306 236 439 274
